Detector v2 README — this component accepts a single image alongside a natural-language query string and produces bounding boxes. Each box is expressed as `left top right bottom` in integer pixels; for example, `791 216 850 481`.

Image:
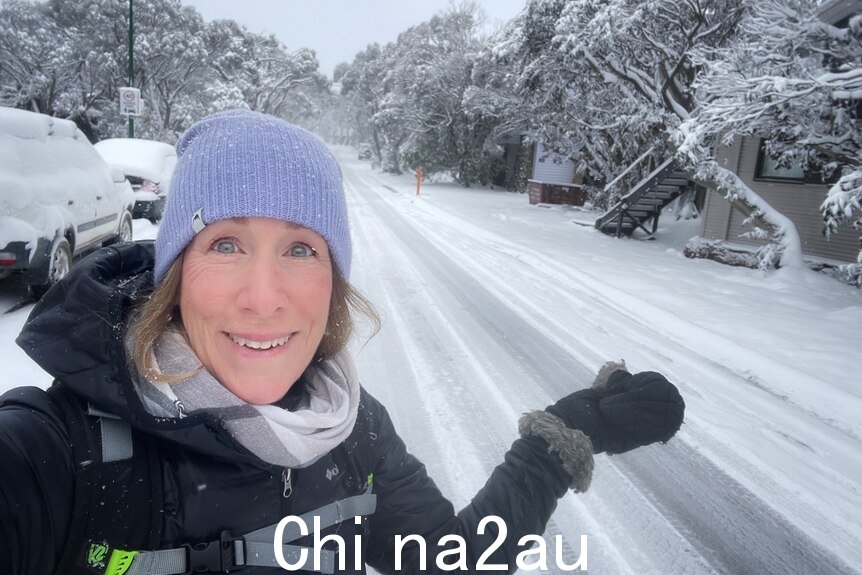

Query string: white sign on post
118 87 142 116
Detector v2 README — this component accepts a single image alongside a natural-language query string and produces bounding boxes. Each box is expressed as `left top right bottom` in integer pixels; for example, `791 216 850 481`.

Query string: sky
182 0 526 78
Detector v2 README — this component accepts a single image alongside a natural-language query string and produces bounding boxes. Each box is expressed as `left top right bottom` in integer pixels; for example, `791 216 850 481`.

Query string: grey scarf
132 328 360 469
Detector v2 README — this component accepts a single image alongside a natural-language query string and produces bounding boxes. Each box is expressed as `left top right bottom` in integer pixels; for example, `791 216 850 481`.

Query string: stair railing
595 156 678 234
602 146 656 197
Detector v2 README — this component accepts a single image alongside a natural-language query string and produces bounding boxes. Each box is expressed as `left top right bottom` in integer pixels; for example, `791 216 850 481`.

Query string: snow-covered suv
0 107 134 297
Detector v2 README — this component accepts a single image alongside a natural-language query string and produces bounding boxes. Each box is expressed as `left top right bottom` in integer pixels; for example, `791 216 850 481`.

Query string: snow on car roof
94 138 177 184
0 106 79 141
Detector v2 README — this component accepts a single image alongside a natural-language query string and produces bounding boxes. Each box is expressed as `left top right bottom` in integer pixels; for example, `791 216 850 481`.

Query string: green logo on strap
86 541 110 569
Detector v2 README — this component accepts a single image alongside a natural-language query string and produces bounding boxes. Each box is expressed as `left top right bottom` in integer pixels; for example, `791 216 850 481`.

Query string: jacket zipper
282 468 293 499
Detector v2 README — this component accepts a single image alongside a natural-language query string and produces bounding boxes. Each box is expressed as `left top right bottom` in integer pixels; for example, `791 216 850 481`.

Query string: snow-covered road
340 152 861 574
1 147 859 574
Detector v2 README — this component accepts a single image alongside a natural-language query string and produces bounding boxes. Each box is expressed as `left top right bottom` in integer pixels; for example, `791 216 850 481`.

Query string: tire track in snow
347 176 499 507
348 173 713 574
350 178 633 574
349 180 645 573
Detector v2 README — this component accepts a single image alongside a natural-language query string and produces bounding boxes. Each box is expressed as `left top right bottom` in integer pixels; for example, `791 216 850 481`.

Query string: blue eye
213 239 238 254
290 243 316 258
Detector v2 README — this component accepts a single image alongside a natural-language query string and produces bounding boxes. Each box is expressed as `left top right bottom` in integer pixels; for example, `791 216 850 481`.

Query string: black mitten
546 361 685 455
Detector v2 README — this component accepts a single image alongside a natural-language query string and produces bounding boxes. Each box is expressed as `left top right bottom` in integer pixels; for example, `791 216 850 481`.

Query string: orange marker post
416 165 422 196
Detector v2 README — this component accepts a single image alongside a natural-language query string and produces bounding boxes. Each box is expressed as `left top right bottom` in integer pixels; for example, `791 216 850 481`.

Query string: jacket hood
16 241 268 468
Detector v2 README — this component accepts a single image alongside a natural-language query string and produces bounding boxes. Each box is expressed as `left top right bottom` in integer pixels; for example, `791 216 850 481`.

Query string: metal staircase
595 156 692 237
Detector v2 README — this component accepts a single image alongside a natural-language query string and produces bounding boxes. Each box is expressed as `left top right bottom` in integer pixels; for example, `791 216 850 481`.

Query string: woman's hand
546 361 685 455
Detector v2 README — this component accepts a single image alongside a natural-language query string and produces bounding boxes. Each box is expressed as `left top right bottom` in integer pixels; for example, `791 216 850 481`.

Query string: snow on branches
822 170 862 285
0 0 330 141
491 0 748 207
680 0 862 269
337 4 509 185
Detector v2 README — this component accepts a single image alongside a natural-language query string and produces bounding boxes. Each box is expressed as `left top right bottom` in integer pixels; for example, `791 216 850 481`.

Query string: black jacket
0 242 572 575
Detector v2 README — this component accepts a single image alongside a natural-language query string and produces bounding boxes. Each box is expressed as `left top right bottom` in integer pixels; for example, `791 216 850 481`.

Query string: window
754 140 839 184
756 148 805 181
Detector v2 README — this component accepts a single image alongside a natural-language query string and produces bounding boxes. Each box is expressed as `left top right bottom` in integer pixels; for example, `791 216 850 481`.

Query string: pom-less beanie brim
155 109 350 283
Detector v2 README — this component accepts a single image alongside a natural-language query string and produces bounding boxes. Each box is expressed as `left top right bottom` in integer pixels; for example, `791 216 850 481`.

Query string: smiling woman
0 110 685 575
177 218 333 404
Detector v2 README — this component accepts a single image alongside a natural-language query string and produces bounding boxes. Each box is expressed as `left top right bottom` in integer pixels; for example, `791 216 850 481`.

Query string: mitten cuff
592 359 628 389
518 411 594 493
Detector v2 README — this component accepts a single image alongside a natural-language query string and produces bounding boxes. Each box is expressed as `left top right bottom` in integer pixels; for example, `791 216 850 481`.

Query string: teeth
229 334 289 350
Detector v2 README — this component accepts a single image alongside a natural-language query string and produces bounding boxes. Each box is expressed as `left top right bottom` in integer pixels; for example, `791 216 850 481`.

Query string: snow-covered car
0 107 134 298
95 137 177 222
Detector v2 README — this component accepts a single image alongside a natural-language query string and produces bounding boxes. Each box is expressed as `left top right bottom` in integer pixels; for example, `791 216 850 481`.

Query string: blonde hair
130 255 380 383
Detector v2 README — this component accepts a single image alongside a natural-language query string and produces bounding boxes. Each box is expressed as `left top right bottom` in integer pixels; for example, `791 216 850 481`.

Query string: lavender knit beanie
154 109 350 283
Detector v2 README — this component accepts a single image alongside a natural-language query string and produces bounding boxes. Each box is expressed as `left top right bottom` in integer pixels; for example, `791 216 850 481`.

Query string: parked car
95 137 177 222
0 107 134 298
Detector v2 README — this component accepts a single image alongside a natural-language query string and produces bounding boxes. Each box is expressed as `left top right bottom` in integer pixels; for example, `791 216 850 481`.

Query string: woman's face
179 217 333 404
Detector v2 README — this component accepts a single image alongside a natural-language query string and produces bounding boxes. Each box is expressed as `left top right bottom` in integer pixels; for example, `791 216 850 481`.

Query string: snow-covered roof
94 138 177 185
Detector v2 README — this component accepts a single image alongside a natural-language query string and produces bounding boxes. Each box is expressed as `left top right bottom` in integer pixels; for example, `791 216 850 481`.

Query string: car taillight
0 252 16 266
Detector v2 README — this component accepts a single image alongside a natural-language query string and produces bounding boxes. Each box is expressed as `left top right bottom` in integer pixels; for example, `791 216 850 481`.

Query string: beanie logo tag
191 208 206 234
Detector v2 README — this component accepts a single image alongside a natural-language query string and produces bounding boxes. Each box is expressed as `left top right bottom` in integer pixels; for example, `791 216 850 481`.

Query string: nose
235 254 285 317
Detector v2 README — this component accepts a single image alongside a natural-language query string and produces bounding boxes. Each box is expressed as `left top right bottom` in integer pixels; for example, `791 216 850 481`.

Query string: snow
2 147 860 573
0 216 39 254
677 155 807 270
94 138 177 188
0 108 118 250
0 106 54 139
0 106 81 142
340 149 862 572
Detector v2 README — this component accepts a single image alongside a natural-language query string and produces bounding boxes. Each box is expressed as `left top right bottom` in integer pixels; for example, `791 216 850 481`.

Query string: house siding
702 186 733 240
701 136 859 263
532 142 576 185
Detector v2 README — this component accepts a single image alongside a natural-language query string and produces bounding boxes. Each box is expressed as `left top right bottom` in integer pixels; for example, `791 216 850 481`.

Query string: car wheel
28 237 72 299
119 213 133 243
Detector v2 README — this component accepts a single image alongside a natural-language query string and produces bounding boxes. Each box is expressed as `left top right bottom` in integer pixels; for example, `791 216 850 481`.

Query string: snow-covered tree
337 3 509 185
0 0 328 142
386 6 482 181
0 0 124 138
0 1 69 114
679 0 862 276
364 5 485 182
495 0 749 203
339 42 396 168
459 26 527 187
205 19 328 126
127 1 209 139
493 0 817 269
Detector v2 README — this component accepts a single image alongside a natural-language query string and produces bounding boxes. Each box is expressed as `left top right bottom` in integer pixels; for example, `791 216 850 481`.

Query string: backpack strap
46 381 163 575
113 488 377 575
86 403 134 462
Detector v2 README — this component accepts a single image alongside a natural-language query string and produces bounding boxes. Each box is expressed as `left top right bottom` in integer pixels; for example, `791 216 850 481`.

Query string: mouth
227 333 293 351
